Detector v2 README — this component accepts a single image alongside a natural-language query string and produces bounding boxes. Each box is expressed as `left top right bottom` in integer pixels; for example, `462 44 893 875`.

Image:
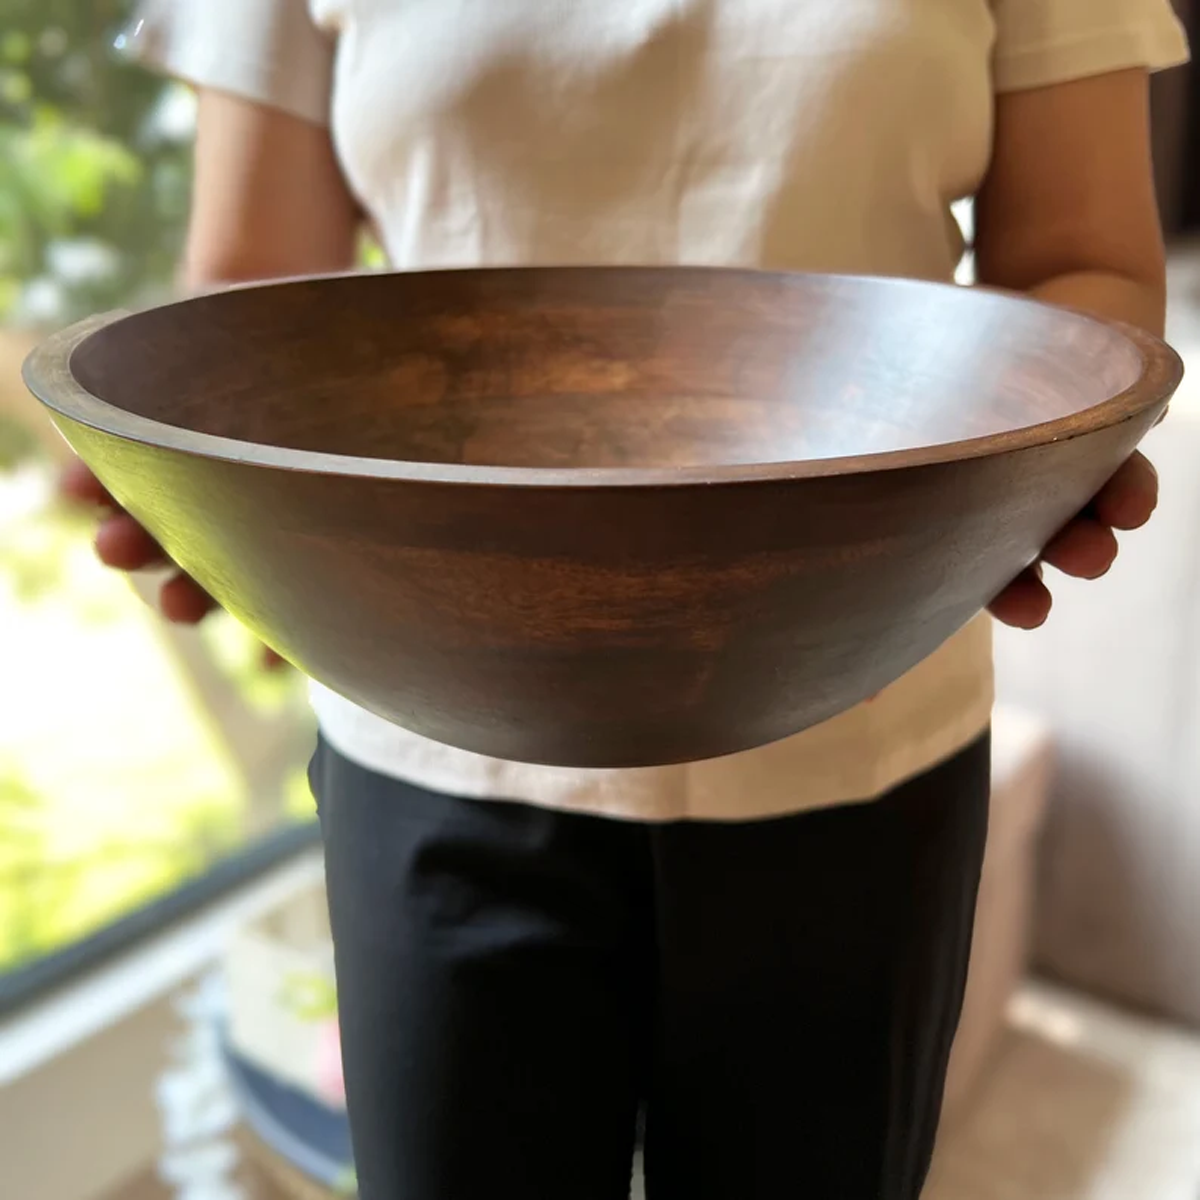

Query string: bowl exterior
52 404 1166 767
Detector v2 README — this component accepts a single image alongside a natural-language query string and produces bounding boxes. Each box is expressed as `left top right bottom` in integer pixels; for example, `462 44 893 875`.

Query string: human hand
988 451 1158 630
59 458 286 667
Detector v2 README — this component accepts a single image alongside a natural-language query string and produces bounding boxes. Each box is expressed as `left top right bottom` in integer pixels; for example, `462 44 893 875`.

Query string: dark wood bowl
24 269 1182 767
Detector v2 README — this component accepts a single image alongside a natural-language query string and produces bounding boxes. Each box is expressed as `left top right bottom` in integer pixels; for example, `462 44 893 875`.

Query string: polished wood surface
24 269 1182 766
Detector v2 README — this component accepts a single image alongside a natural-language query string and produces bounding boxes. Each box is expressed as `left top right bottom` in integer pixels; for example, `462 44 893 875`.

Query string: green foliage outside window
0 0 191 326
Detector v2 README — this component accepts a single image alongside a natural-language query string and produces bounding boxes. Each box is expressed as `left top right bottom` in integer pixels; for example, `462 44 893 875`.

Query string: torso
319 0 995 277
306 0 999 819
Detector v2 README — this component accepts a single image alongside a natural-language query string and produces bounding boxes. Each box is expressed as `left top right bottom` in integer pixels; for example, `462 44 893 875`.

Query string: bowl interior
66 269 1146 471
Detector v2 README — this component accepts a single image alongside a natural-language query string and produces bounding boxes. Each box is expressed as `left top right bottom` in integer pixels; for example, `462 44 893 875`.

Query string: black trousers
310 734 990 1200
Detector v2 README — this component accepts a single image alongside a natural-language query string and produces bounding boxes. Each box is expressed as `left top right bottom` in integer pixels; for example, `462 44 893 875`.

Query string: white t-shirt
129 0 1186 821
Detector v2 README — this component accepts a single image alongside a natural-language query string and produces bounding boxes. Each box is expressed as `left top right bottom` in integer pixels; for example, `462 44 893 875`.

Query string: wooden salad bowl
24 268 1182 767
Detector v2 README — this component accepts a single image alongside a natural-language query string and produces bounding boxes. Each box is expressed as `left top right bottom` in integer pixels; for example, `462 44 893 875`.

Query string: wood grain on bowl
23 269 1182 767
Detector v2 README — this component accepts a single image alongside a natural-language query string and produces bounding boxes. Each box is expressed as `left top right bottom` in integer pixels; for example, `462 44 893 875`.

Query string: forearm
1024 269 1166 338
972 69 1167 342
180 248 355 294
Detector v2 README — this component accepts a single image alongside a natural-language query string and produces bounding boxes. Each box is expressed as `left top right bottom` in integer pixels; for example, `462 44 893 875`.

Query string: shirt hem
312 686 995 824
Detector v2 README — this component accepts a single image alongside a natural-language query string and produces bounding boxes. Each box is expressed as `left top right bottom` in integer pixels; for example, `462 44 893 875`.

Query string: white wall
996 402 1200 1027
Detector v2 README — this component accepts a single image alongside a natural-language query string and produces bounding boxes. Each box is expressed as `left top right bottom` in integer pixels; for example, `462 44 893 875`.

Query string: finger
1041 517 1119 580
1092 452 1158 531
95 514 167 571
260 646 289 671
60 459 115 508
160 572 218 624
988 567 1052 630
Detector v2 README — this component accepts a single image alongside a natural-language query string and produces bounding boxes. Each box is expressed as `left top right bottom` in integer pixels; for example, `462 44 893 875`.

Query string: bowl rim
22 267 1184 489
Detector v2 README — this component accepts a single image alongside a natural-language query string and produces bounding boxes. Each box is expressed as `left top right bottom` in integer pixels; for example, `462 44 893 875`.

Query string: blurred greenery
0 0 191 326
0 476 314 975
0 479 318 971
0 410 38 467
0 1 313 980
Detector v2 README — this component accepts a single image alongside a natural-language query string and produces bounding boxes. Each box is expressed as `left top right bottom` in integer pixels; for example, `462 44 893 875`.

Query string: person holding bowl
64 1 1186 1196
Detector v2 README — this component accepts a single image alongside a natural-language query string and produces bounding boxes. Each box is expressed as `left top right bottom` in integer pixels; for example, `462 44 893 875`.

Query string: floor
924 982 1200 1200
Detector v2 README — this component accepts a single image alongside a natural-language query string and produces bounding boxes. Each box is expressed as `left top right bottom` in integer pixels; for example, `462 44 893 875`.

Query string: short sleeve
120 0 335 126
992 0 1190 92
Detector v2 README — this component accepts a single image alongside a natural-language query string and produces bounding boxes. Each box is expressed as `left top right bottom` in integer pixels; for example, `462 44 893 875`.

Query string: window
0 1 318 1012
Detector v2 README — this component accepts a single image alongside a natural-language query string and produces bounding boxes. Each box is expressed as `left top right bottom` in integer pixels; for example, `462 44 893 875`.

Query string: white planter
224 886 339 1110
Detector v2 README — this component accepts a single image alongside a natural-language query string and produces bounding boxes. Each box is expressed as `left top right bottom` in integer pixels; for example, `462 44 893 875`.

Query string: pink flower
316 1017 346 1106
